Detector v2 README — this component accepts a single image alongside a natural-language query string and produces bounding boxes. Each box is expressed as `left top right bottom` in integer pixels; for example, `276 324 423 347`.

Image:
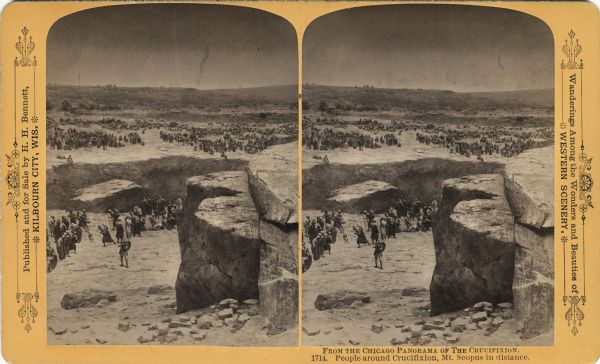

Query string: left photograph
46 4 299 346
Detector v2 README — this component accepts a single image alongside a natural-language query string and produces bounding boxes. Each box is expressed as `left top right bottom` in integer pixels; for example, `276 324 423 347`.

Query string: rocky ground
47 210 296 346
301 211 551 346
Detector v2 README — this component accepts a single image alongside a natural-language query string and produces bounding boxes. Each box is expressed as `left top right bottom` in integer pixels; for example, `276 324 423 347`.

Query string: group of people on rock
47 126 142 151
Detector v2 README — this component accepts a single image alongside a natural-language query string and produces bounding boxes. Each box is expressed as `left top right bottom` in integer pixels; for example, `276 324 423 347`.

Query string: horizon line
47 82 553 94
301 83 554 94
47 83 299 92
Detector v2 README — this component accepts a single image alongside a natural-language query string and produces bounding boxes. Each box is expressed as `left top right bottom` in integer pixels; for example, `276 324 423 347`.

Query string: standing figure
373 239 385 270
115 220 125 245
370 221 379 245
352 225 369 248
119 239 131 268
98 224 115 247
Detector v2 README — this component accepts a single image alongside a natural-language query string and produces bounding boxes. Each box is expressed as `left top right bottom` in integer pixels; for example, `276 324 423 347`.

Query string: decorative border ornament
17 292 39 333
9 26 40 333
5 142 21 217
15 27 37 67
561 29 592 336
564 296 586 335
561 30 582 70
579 150 593 220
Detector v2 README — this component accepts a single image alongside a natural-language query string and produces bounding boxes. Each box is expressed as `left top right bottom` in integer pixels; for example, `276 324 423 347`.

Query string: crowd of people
303 126 392 151
302 197 438 272
47 196 183 272
159 121 296 155
415 125 553 158
47 126 142 150
51 116 169 133
302 210 347 271
303 117 553 158
46 209 91 273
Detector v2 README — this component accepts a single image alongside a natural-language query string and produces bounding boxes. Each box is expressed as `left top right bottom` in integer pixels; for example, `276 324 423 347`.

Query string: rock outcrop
314 290 371 310
325 180 400 213
247 142 298 224
503 147 553 229
176 143 298 330
70 179 143 212
247 142 299 329
430 174 515 315
175 171 261 313
431 147 553 338
504 147 554 337
61 290 117 310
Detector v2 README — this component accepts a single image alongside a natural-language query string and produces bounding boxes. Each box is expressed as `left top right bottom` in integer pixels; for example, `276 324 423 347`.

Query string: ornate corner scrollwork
564 295 586 335
15 27 36 67
17 292 39 333
561 30 583 70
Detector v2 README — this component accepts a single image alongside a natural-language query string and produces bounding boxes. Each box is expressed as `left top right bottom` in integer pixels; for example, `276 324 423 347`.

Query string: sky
303 5 554 92
47 4 297 89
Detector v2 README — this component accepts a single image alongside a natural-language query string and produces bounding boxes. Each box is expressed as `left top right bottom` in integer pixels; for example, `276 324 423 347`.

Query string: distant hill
47 84 298 111
303 85 553 111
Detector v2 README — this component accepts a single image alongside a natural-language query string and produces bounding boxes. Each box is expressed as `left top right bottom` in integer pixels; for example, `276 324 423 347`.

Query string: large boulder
504 147 554 337
430 174 515 315
178 171 250 257
325 180 400 213
70 179 143 212
248 142 299 329
175 171 261 313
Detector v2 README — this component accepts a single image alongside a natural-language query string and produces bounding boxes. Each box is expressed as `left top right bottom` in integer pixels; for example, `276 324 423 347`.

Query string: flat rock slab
450 196 514 243
503 146 553 229
70 179 143 212
314 290 371 310
186 171 248 196
325 180 400 213
196 194 259 240
247 142 298 224
61 289 117 310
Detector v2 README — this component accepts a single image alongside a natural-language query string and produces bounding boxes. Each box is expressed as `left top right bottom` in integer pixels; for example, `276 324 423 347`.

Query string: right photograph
301 5 554 346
